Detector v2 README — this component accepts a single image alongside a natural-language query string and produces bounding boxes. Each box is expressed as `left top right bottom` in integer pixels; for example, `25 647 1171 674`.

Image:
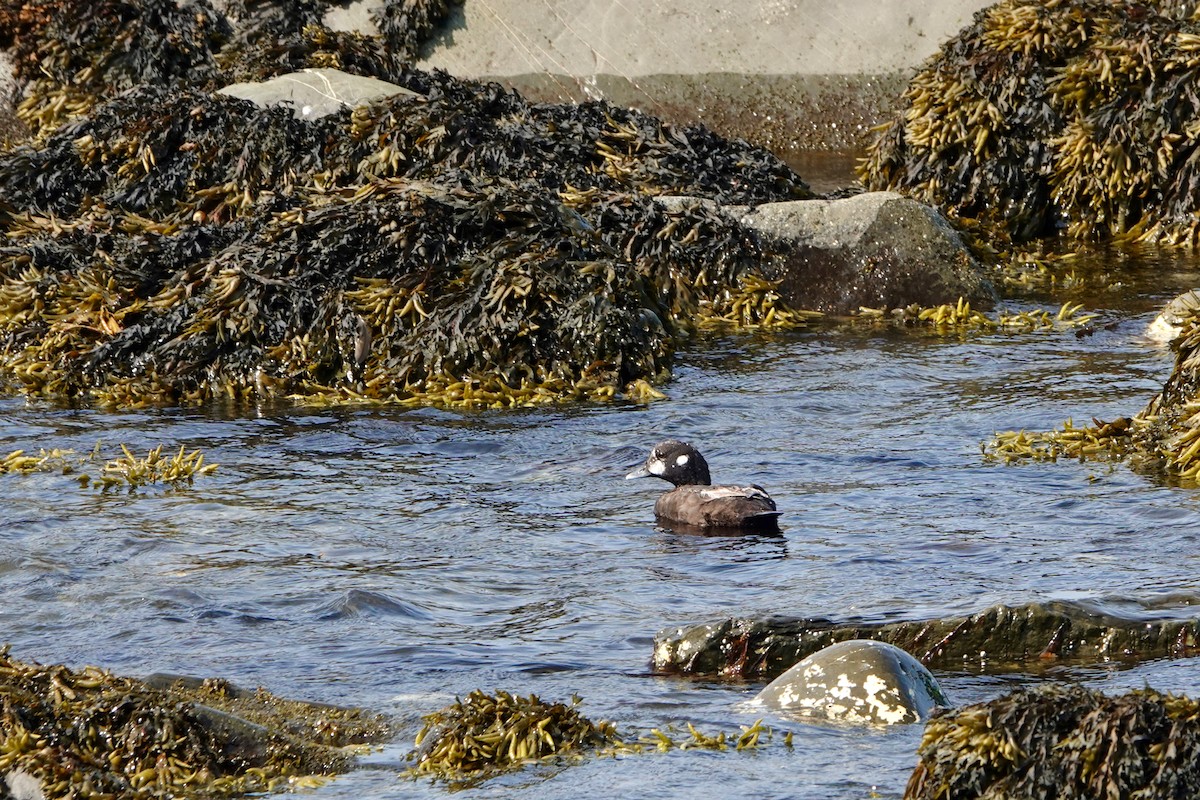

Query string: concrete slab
406 1 996 156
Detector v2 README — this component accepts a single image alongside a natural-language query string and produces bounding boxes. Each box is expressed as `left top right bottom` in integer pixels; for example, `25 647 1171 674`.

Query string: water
4 247 1200 798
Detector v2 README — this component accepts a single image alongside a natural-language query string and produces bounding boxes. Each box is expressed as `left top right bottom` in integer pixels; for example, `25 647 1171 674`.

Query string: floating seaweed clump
0 647 389 799
0 442 217 488
403 690 783 787
405 690 620 785
905 684 1200 799
862 0 1200 246
850 298 1096 333
985 417 1136 463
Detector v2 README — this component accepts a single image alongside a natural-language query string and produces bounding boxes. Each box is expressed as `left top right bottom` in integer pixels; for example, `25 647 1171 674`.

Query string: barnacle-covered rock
905 685 1200 800
653 600 1200 679
861 0 1200 246
0 647 393 799
750 640 947 726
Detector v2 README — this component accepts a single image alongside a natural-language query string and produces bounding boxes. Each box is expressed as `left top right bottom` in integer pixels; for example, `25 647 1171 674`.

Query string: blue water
3 248 1200 798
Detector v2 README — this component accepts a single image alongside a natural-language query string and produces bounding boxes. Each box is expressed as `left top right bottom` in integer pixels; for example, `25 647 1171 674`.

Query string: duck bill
625 465 651 480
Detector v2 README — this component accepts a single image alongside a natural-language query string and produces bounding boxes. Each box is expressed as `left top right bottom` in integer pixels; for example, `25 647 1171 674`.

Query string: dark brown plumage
626 440 781 532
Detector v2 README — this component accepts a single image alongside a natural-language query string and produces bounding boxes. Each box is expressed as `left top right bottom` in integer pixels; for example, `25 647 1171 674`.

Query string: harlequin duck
625 440 781 531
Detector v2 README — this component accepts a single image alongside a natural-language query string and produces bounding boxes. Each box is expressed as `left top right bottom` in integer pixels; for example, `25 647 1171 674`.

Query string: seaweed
906 685 1200 799
861 0 1200 246
0 648 391 799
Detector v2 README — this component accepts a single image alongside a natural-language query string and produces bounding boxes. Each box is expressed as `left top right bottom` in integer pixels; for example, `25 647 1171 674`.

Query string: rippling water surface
5 246 1200 798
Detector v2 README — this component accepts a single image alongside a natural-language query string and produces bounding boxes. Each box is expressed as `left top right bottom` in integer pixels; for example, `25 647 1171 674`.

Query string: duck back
655 484 781 531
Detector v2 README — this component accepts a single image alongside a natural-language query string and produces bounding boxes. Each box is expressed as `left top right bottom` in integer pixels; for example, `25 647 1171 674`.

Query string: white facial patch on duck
675 454 689 467
647 458 666 476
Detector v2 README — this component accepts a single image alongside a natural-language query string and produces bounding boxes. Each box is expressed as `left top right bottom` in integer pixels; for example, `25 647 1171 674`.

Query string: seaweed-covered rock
0 28 819 407
750 640 947 725
905 685 1200 800
988 290 1200 479
0 647 393 799
653 600 1200 679
861 0 1200 245
1131 294 1200 478
0 0 454 136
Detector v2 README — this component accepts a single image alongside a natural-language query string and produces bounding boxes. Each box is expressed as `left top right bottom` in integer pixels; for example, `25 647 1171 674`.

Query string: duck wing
655 484 781 530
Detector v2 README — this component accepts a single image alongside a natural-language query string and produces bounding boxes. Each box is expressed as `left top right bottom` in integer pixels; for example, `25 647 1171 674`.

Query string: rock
4 771 44 800
862 0 1200 245
654 192 993 314
217 68 419 120
653 600 1200 679
905 685 1200 799
750 640 946 725
1145 289 1200 344
748 192 993 314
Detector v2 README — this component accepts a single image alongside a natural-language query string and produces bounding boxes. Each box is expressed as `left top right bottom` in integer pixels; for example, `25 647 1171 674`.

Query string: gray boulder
217 68 419 120
655 192 992 314
747 192 993 314
750 640 946 725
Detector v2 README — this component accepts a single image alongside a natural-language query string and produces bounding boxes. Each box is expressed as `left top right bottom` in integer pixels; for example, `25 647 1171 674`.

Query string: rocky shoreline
5 2 1200 799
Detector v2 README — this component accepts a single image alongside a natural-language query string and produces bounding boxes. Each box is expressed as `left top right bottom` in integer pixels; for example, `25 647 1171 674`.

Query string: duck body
626 440 781 532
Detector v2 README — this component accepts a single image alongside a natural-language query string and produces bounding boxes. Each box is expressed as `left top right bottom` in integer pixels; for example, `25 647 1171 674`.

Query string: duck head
625 440 712 487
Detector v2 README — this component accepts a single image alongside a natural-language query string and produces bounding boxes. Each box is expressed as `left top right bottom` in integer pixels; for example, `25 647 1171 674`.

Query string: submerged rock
905 684 1200 799
653 600 1200 679
750 640 946 725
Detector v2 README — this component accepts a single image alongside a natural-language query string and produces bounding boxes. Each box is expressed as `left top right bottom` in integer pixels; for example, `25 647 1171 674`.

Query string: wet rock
218 67 419 119
1145 289 1200 344
747 192 992 314
750 640 946 725
905 684 1200 800
654 192 992 314
653 600 1200 680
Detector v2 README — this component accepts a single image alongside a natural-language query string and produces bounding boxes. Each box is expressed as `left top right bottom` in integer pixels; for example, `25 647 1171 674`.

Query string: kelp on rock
861 0 1200 246
0 3 815 408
